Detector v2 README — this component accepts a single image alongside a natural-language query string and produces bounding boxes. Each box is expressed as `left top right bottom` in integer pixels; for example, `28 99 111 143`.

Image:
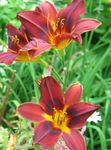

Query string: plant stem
39 58 64 85
1 70 16 117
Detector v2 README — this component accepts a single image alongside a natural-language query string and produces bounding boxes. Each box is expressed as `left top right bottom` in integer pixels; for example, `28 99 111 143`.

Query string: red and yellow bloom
0 24 51 65
17 0 101 50
18 76 100 149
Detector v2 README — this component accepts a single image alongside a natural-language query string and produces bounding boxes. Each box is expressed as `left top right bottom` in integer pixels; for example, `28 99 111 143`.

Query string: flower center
52 108 67 127
11 35 22 49
11 35 20 44
43 107 70 133
51 18 65 32
52 108 70 133
47 15 70 49
16 51 39 62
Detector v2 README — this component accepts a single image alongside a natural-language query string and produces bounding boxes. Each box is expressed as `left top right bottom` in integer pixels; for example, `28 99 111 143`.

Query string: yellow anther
52 108 67 127
11 35 20 44
60 18 65 28
51 21 58 32
24 33 29 42
43 107 70 133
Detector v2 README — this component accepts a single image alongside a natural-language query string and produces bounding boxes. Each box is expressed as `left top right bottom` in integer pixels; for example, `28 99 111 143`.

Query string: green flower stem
39 58 64 85
54 48 65 64
52 67 65 85
53 48 67 88
1 70 16 116
14 145 37 149
60 48 66 57
39 58 49 68
29 63 39 102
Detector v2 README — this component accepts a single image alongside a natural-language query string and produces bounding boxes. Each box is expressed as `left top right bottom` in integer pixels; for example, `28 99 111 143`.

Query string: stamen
51 21 58 32
47 13 54 38
52 108 67 128
43 108 70 133
11 35 20 44
60 18 65 28
24 33 29 43
71 25 75 34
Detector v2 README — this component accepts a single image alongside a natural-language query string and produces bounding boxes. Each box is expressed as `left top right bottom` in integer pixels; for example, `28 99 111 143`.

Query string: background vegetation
0 0 111 149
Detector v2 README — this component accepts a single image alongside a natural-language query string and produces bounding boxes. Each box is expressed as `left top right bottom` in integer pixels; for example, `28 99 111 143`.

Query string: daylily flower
17 0 101 50
0 24 51 65
18 76 100 150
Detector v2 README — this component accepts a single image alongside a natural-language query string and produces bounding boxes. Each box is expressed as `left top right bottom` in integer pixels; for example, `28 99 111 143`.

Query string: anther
60 18 65 28
11 35 20 44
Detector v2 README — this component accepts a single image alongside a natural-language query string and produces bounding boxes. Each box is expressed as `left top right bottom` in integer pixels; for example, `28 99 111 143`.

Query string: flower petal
20 39 38 51
15 51 31 62
33 121 61 149
17 102 45 122
39 76 64 114
63 129 86 150
21 38 52 58
54 33 72 49
29 40 52 58
35 1 57 21
67 102 100 129
64 83 82 106
59 0 85 32
6 24 28 52
17 11 49 42
72 33 82 44
74 18 102 34
0 52 17 65
53 33 82 49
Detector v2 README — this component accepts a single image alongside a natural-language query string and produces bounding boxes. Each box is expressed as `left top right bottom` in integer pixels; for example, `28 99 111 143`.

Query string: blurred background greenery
0 0 111 149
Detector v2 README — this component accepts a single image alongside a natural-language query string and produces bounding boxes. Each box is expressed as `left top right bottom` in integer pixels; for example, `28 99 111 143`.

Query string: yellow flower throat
46 14 71 49
43 108 70 133
52 108 67 128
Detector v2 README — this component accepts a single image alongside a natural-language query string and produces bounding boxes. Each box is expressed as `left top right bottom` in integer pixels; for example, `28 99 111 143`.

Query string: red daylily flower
0 24 51 65
17 0 101 50
18 76 100 150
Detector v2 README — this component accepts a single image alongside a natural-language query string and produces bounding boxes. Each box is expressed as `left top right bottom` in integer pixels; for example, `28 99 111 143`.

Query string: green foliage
0 127 9 150
0 0 111 149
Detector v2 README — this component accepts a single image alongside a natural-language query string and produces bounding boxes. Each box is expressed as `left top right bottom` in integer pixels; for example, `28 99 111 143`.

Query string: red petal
72 33 82 44
54 33 72 49
0 52 17 65
64 83 82 106
59 0 85 32
39 76 64 114
29 40 52 58
63 129 86 150
33 121 61 149
17 102 45 122
6 24 28 51
74 18 102 34
21 38 52 57
21 39 38 51
35 1 57 21
54 33 82 49
67 102 100 129
17 11 49 42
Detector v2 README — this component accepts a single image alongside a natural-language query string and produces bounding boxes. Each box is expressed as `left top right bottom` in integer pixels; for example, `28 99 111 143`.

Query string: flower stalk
1 70 16 117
